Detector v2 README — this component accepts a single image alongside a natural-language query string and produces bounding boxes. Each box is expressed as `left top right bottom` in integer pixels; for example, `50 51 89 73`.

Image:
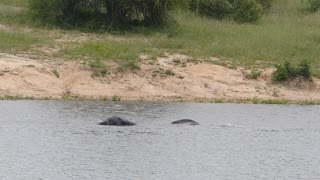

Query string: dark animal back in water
99 116 135 126
171 119 199 125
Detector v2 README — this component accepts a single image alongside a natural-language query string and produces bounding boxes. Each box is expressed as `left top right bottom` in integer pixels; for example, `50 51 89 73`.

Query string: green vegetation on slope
0 0 26 6
0 0 320 76
190 0 271 23
62 40 145 61
273 60 312 81
0 30 48 51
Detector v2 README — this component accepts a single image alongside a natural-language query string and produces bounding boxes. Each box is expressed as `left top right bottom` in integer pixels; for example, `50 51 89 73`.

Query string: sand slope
0 53 319 102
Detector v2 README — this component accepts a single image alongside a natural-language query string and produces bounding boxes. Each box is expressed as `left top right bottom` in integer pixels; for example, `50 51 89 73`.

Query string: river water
0 101 320 180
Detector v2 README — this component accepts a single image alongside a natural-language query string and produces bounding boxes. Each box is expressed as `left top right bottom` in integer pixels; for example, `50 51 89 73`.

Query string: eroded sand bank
1 53 319 102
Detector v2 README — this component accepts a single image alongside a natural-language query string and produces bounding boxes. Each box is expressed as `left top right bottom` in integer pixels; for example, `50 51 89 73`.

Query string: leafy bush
28 0 187 28
273 61 293 81
190 0 232 20
297 61 311 79
273 60 312 82
231 0 263 23
190 0 266 23
308 0 320 12
255 0 273 10
28 0 95 26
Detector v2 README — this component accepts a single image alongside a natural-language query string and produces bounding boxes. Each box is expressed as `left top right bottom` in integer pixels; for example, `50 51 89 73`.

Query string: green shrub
28 0 187 28
273 61 293 81
232 0 263 23
190 0 266 23
255 0 273 10
273 60 312 82
190 0 233 20
297 60 311 79
308 0 320 12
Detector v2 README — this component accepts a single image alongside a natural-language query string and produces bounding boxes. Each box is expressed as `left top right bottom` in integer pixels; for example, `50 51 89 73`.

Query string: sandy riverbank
1 53 320 103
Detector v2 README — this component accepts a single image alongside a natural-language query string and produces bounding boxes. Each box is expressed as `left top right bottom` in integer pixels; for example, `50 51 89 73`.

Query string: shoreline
1 95 320 105
1 53 320 105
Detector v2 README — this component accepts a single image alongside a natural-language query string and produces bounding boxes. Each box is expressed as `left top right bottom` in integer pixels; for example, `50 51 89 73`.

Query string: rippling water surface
1 101 320 180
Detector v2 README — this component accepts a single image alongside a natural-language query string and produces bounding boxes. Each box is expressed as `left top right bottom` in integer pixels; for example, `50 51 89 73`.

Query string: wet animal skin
171 119 200 125
99 116 136 126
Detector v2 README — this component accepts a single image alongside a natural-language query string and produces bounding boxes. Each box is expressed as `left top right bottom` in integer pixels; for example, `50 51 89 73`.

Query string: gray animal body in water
171 119 199 125
99 116 136 126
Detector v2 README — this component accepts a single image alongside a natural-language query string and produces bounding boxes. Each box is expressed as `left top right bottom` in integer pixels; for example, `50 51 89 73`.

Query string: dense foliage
190 0 233 20
28 0 187 28
232 0 263 23
308 0 320 12
255 0 273 10
28 0 273 28
190 0 272 23
273 61 312 82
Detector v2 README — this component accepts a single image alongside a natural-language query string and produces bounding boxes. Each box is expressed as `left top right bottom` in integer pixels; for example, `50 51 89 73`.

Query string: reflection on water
1 101 320 179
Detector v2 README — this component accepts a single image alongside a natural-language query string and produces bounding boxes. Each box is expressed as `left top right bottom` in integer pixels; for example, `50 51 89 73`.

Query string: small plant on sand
101 97 108 101
213 99 224 103
164 69 175 76
112 95 121 101
62 90 72 100
119 60 140 71
245 69 261 79
52 69 60 78
173 58 181 64
90 59 108 77
89 59 104 68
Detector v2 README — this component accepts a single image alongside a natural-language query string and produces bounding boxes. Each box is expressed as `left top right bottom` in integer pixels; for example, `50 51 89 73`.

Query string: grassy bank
0 0 320 75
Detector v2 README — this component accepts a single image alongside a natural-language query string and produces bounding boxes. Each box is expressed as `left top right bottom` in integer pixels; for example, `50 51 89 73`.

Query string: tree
28 0 187 28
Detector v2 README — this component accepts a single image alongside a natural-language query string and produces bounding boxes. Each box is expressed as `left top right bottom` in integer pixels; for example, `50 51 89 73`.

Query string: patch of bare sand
0 23 9 31
0 53 320 102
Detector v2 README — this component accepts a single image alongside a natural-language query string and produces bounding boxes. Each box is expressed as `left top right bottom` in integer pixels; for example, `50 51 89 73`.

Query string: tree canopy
28 0 187 28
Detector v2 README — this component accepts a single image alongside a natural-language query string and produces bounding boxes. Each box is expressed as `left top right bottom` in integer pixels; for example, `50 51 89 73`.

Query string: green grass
0 0 26 21
252 98 289 104
0 95 35 100
0 0 320 76
61 0 320 74
0 3 23 23
112 95 121 101
0 0 27 7
0 30 46 51
61 40 146 61
168 0 320 70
